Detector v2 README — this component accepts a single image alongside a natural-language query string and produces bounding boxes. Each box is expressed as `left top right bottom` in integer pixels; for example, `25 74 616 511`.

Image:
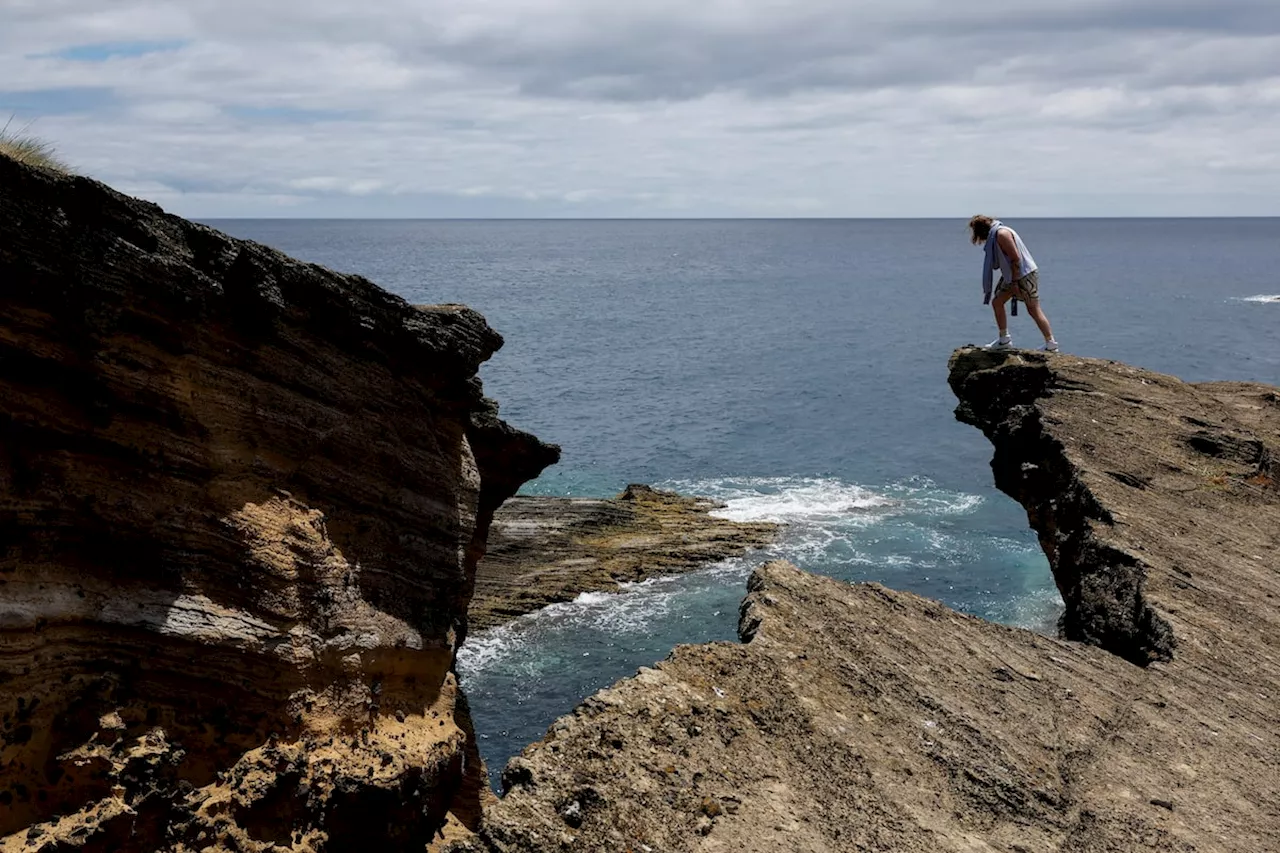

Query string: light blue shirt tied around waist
982 221 1038 317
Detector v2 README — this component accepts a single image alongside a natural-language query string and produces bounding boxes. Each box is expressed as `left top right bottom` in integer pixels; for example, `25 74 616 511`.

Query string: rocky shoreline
469 485 779 633
460 348 1280 853
5 151 1278 852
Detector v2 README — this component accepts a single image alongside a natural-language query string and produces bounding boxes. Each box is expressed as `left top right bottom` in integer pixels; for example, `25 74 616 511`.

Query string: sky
2 1 1279 218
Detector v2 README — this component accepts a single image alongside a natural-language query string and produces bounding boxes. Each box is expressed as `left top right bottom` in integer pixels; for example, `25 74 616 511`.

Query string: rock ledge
460 350 1280 853
470 485 778 633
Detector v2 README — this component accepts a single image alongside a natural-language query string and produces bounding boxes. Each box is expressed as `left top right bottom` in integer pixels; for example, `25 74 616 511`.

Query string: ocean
208 218 1279 785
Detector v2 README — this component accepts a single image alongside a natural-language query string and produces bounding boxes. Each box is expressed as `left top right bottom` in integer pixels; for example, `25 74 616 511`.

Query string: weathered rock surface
0 155 557 850
469 485 778 632
460 349 1279 852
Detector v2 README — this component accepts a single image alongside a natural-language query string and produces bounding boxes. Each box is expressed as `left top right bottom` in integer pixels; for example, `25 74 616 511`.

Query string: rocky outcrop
0 155 557 851
470 485 778 632
460 350 1279 852
950 348 1275 668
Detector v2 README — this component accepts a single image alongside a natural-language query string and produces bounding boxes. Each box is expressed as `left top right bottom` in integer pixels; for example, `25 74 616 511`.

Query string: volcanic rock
0 155 557 851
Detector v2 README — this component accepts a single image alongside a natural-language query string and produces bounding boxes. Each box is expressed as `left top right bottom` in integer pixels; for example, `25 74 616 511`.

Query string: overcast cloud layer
3 0 1279 217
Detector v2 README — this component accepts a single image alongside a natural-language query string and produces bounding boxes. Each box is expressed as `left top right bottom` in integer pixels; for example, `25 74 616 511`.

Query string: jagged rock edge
947 350 1174 666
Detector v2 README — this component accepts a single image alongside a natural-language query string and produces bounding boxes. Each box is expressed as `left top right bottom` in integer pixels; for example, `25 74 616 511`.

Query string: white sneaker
986 335 1012 349
1041 340 1059 352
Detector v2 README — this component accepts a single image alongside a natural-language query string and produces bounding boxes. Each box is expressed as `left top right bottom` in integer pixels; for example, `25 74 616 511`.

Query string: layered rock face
0 157 557 851
463 350 1279 852
471 485 777 632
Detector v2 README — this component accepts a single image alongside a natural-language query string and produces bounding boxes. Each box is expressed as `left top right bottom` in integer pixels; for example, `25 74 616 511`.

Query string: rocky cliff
472 485 777 632
0 155 557 851
462 349 1279 852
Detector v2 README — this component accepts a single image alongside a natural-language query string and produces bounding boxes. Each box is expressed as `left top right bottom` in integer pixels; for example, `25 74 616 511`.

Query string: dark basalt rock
947 348 1175 665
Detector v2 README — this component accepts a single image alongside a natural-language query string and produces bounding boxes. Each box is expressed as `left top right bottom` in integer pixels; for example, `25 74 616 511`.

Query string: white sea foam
664 476 895 524
1236 294 1280 303
461 475 1027 679
910 492 984 515
456 621 526 673
550 582 683 633
999 586 1065 637
459 572 697 676
886 476 986 516
664 475 984 525
651 475 1004 585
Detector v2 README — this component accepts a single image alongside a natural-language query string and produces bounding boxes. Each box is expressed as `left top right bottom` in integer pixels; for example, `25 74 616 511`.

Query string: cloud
1 0 1278 216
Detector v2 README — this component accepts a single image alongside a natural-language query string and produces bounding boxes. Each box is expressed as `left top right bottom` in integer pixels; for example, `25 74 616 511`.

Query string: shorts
994 269 1040 301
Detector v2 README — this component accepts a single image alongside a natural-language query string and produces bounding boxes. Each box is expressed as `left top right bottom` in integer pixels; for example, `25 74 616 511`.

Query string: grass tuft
0 118 70 172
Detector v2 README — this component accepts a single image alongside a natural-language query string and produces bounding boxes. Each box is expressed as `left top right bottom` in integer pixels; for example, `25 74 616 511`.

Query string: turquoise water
210 218 1280 784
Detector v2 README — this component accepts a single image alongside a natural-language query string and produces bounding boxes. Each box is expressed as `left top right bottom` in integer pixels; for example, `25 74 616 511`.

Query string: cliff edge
462 349 1279 852
0 155 558 851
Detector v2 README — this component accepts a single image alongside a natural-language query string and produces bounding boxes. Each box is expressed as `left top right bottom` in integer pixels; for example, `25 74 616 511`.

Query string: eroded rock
0 156 557 851
470 484 778 632
459 350 1279 852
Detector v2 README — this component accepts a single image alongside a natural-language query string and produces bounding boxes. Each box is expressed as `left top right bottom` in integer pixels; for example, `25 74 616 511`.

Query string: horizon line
196 214 1280 222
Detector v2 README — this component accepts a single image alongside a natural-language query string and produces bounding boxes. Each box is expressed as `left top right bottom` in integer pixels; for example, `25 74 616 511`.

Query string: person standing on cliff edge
969 215 1059 351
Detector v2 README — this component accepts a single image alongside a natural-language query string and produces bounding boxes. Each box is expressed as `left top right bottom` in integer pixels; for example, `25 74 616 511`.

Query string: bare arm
996 229 1021 281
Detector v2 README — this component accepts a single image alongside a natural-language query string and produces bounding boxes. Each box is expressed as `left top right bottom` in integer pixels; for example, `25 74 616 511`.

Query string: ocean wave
1235 294 1280 304
662 475 983 525
462 475 1050 681
456 620 526 673
708 478 892 524
651 474 1009 588
458 570 710 675
990 586 1065 636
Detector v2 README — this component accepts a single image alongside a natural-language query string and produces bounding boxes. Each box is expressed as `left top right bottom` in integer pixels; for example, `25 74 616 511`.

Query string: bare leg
991 290 1011 335
1023 298 1055 342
